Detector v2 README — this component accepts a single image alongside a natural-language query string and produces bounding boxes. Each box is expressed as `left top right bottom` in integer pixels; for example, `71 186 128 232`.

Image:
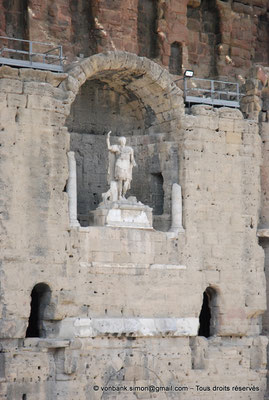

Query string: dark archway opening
187 0 221 77
198 291 211 337
254 13 269 66
5 0 28 39
169 42 183 75
137 0 158 58
198 287 218 338
69 0 96 57
26 283 51 338
3 0 29 60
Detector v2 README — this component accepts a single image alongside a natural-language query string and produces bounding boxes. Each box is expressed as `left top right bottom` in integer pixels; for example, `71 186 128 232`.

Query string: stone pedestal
90 197 153 229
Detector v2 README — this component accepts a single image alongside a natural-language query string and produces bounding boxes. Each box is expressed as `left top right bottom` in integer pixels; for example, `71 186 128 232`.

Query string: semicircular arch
61 51 184 134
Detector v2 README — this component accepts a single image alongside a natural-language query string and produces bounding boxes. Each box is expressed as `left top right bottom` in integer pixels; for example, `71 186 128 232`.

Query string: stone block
46 71 68 87
91 199 153 229
250 336 268 369
23 81 67 100
191 105 217 116
0 108 16 124
7 93 27 108
233 2 253 14
0 79 22 94
219 118 234 132
226 130 242 144
27 94 69 115
64 349 78 374
218 107 243 119
0 66 19 78
15 108 66 126
20 68 48 82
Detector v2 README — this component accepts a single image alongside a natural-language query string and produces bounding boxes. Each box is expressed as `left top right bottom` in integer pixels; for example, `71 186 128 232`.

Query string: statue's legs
117 180 123 200
123 180 130 197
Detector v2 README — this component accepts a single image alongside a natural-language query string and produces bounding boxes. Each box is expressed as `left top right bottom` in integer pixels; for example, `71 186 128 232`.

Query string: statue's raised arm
106 131 112 151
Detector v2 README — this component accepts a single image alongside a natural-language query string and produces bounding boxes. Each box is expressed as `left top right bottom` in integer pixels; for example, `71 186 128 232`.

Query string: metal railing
184 77 240 108
0 36 64 72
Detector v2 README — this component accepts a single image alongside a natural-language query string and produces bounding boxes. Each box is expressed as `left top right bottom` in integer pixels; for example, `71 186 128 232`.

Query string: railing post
29 41 32 65
59 46 63 68
183 76 187 101
211 80 214 105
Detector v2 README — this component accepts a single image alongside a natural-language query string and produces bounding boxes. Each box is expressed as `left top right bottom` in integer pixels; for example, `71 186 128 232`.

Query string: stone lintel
80 262 186 271
58 317 199 338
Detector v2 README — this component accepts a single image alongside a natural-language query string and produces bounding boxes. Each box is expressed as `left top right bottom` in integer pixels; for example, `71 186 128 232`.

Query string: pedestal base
90 197 153 229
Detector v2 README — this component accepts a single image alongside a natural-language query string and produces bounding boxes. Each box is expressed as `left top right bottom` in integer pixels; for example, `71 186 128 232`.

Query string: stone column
67 151 80 227
169 183 184 234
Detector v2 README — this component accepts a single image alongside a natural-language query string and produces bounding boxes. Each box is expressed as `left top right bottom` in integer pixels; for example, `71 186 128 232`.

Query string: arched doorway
198 287 218 338
26 283 51 338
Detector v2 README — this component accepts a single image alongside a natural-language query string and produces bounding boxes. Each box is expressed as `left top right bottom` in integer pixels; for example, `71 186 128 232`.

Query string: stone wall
259 121 269 397
1 336 267 400
0 52 267 398
1 0 268 80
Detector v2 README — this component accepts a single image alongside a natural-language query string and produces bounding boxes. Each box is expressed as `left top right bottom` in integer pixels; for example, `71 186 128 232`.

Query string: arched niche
198 286 219 338
63 51 184 228
26 283 51 338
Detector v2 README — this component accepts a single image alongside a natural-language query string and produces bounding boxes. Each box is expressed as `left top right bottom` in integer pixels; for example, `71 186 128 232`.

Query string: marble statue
104 131 137 201
93 132 152 229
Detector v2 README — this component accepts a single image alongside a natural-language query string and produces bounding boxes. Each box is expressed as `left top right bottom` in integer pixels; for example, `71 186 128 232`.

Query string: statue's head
119 137 126 146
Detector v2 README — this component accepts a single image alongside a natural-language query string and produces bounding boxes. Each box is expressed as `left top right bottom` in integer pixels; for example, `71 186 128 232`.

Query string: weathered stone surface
0 46 267 400
57 317 199 338
91 200 153 229
0 0 268 81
